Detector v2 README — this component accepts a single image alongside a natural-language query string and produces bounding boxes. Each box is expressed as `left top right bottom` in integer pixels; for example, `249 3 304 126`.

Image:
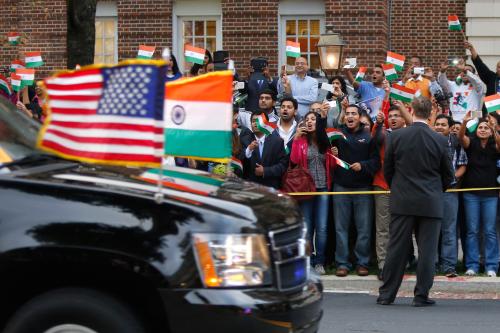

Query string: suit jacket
384 122 453 218
244 72 278 112
242 133 288 189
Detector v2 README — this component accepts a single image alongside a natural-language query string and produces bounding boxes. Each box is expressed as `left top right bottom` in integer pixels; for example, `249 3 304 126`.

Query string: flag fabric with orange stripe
138 45 155 59
25 51 44 68
164 71 233 162
386 51 405 71
7 32 20 45
184 44 206 65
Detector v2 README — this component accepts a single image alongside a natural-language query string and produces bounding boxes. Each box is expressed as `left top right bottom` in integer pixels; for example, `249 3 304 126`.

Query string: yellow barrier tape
287 187 500 196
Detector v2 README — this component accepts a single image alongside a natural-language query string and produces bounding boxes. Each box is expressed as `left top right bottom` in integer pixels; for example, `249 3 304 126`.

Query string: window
283 18 322 72
94 1 117 64
173 1 222 73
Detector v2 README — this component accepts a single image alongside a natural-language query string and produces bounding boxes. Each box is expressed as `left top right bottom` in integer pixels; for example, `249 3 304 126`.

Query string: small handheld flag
7 32 20 45
0 75 12 96
390 84 416 103
15 68 35 86
10 59 25 72
184 44 206 65
355 67 367 82
286 40 301 58
326 128 347 142
256 113 277 135
484 94 500 113
10 74 22 92
333 155 350 170
448 15 462 31
138 45 155 59
25 52 44 68
230 157 243 172
466 118 479 133
382 64 398 81
386 51 405 71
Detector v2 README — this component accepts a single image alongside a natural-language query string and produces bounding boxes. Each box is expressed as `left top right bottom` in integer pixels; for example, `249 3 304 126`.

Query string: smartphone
413 67 425 75
328 100 338 108
448 57 460 67
471 110 482 118
235 81 245 90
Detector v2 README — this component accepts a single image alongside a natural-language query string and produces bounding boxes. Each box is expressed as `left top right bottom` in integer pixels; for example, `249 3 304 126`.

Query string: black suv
0 98 322 333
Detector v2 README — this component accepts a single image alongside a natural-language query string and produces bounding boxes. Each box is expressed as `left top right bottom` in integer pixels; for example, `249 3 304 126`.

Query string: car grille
269 225 308 291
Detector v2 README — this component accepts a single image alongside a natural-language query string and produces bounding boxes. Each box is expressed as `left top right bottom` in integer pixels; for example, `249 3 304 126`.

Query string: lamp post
317 25 346 81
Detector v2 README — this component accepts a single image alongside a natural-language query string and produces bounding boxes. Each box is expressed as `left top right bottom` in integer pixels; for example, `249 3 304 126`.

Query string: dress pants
379 214 441 302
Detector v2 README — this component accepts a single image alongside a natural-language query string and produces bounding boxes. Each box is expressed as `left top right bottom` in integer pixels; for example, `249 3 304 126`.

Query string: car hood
5 162 301 231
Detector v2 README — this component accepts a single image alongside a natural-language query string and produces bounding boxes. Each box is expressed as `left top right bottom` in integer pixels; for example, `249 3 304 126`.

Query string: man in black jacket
332 104 381 277
242 111 288 189
466 41 500 99
377 97 453 307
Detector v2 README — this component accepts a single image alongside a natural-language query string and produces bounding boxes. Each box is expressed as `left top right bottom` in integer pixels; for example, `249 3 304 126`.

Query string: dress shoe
411 298 436 307
356 266 369 276
376 298 393 305
335 267 348 277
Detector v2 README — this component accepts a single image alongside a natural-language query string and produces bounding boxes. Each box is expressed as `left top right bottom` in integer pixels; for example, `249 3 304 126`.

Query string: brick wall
0 0 67 80
222 0 279 77
117 0 173 61
325 0 389 69
390 0 467 74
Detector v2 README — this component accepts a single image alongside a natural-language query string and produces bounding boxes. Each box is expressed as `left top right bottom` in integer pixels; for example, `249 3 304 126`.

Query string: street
320 293 500 333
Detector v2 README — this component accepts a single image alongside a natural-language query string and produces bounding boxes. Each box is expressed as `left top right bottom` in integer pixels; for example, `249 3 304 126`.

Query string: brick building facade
1 0 468 81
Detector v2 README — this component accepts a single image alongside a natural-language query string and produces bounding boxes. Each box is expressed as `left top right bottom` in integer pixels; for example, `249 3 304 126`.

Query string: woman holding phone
290 109 335 275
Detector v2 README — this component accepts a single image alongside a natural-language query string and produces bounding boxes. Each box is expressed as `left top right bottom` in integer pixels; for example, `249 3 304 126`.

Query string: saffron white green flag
0 75 11 95
10 59 25 72
15 68 35 86
466 118 479 133
355 67 367 82
137 45 155 59
230 157 243 172
484 94 500 113
256 113 277 135
184 44 206 65
326 128 346 142
390 84 416 103
286 40 301 58
7 32 20 45
25 51 44 68
386 51 405 71
333 155 350 170
164 71 234 162
10 74 22 92
448 15 462 31
382 64 398 81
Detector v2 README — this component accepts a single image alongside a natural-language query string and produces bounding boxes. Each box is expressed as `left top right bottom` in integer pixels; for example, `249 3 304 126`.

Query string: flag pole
154 157 165 204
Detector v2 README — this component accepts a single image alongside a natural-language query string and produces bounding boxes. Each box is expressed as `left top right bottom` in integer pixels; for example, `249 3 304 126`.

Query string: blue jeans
463 193 499 273
333 183 373 269
440 192 458 272
300 188 329 265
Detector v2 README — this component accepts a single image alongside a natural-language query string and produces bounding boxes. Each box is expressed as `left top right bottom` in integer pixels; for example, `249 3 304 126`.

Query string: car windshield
0 97 41 166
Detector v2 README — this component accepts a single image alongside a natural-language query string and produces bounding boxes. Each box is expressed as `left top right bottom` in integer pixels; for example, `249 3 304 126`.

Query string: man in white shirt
438 60 485 122
278 57 318 119
274 96 298 154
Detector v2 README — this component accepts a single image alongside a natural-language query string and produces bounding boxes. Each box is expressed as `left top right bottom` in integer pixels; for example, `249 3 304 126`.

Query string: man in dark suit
242 111 288 189
377 97 453 307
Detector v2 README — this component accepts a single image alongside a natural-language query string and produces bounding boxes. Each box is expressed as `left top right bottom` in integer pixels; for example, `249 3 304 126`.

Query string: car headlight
192 233 271 287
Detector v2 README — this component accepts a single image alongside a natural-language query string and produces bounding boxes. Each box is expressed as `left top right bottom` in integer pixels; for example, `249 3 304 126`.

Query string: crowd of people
2 39 500 279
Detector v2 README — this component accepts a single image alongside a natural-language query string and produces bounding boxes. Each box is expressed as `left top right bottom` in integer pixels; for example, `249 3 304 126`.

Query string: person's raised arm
488 114 500 152
459 111 472 149
343 67 360 90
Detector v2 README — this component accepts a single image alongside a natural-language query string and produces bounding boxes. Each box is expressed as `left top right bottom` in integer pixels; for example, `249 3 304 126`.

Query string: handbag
281 162 316 201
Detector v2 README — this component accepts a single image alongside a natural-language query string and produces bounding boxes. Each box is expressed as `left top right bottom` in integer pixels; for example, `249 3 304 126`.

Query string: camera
447 56 460 67
213 50 229 71
250 57 268 72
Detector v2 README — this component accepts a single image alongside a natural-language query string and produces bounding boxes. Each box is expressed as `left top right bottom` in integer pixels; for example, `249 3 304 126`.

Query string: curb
320 275 500 294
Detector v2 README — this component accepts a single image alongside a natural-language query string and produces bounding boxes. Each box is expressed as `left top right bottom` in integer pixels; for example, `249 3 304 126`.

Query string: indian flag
386 51 405 71
448 15 462 31
138 45 155 59
10 59 25 72
184 44 205 65
333 155 350 170
286 40 301 58
0 75 11 95
256 113 277 135
390 84 416 103
484 94 500 113
7 32 20 45
355 67 367 82
326 128 346 142
164 71 233 162
15 68 35 86
230 156 243 172
10 74 22 92
382 64 398 81
466 118 479 133
139 166 223 196
25 51 44 68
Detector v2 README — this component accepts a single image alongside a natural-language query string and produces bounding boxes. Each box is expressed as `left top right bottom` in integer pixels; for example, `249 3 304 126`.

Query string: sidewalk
320 274 500 299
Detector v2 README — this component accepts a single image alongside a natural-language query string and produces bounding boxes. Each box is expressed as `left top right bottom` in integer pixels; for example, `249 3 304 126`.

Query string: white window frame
278 15 325 75
95 1 118 63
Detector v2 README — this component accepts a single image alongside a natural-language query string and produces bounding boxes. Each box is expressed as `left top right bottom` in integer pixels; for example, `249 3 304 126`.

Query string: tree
67 0 97 69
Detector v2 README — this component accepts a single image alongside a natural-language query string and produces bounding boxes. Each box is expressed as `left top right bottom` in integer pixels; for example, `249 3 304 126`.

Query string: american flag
39 63 166 166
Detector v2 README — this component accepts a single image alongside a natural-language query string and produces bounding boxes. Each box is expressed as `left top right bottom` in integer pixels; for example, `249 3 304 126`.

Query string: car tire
4 287 146 333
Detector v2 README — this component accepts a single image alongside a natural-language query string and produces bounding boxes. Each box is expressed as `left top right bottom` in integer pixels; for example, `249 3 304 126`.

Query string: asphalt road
320 292 500 333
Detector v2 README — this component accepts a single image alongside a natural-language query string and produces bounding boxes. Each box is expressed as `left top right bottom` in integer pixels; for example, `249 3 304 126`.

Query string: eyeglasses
311 108 321 113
